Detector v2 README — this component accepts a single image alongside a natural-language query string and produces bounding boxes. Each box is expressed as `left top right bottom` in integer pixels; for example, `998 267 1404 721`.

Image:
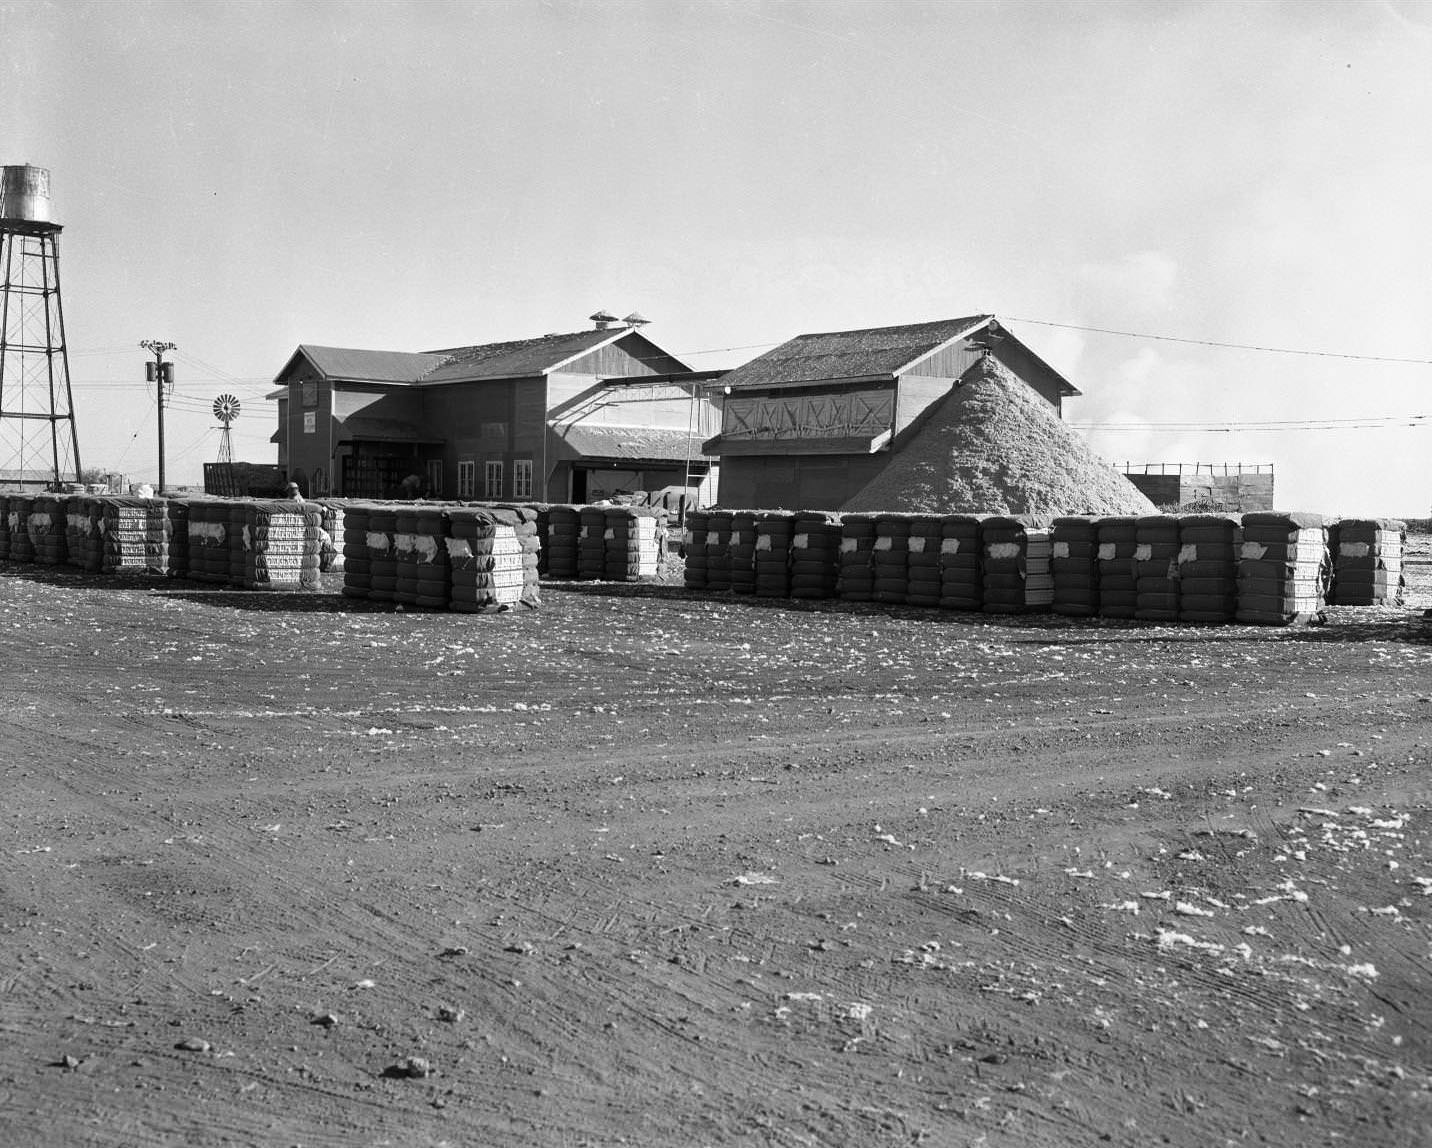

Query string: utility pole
140 340 176 492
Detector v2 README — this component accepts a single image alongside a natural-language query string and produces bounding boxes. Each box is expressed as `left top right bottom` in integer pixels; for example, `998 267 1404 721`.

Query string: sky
1 0 1429 514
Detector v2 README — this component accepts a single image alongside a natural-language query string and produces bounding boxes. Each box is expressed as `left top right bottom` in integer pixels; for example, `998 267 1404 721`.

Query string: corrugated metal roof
551 423 712 462
420 329 629 383
295 345 448 384
719 316 993 390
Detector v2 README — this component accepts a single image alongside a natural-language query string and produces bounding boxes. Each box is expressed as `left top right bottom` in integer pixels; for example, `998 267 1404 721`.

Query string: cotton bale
29 494 69 565
100 496 169 576
239 500 324 590
1133 514 1181 621
1095 517 1138 619
790 511 842 600
394 505 450 607
938 514 983 611
704 510 735 592
872 513 914 605
7 495 36 563
683 509 710 591
1176 514 1241 623
604 506 665 582
448 507 540 612
544 504 582 580
904 515 944 608
366 507 400 600
66 496 104 573
577 506 607 580
837 513 879 602
166 498 190 578
1328 518 1406 606
341 502 374 599
1236 511 1329 625
1050 517 1099 617
753 510 799 598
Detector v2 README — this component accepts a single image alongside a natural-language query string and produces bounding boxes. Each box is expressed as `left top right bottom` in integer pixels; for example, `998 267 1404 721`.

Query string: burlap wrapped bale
753 510 798 598
1051 516 1099 617
1236 511 1329 625
317 500 345 573
448 507 540 612
1176 514 1241 623
903 515 944 609
1328 518 1405 606
837 513 878 602
790 511 842 600
341 502 374 599
101 496 169 576
577 506 607 581
240 500 324 590
980 516 1029 614
185 499 230 584
29 495 69 566
166 498 190 578
1133 514 1181 622
544 504 582 580
683 509 710 591
1095 517 1138 619
704 510 734 592
1024 527 1054 610
8 495 36 563
394 505 451 608
66 496 104 573
604 507 665 582
727 510 758 594
938 514 983 612
367 507 400 601
872 513 913 605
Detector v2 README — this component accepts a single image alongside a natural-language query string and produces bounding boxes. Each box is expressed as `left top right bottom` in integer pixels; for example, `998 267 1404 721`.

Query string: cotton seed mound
841 356 1157 518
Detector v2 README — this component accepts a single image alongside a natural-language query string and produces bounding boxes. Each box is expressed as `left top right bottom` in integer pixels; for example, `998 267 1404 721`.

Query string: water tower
0 165 81 488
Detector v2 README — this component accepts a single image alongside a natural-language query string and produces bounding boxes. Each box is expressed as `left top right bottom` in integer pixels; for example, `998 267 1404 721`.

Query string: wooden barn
269 318 723 502
703 315 1078 510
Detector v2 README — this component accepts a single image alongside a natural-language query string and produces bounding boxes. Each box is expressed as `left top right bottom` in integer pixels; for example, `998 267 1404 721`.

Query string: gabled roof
272 328 693 389
719 315 992 390
275 345 448 385
422 328 648 382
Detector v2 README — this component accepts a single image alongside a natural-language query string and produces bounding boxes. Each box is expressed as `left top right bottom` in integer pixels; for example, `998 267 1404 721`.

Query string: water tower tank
0 165 52 223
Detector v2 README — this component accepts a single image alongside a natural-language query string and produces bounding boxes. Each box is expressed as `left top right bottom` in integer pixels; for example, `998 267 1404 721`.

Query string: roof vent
590 309 619 330
622 311 650 328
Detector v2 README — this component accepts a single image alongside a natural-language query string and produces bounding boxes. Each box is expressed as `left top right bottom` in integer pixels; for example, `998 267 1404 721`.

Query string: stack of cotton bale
239 500 324 590
703 510 734 591
1095 517 1138 618
577 506 607 580
837 513 878 601
904 515 944 608
7 495 36 563
938 515 983 611
184 500 230 583
682 509 709 591
366 506 400 600
1050 517 1099 617
789 511 842 600
872 514 912 605
1024 526 1054 611
166 497 190 578
317 500 345 573
394 504 450 608
340 503 373 598
29 494 69 565
1133 514 1181 622
66 496 104 573
980 516 1030 614
1175 514 1241 623
101 496 170 576
726 510 758 594
604 507 665 582
448 506 541 612
1236 511 1329 625
753 510 798 597
1329 519 1405 606
543 505 581 579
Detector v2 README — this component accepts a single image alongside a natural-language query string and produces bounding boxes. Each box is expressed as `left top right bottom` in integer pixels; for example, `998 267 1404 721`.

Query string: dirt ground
2 538 1430 1147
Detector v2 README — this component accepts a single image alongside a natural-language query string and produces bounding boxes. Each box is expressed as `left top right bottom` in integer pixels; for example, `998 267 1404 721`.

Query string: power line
1008 316 1432 366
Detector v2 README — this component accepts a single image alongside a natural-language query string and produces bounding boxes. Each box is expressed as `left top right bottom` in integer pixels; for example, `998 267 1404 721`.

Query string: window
457 460 476 498
425 459 443 497
513 459 533 500
484 460 504 499
301 382 319 408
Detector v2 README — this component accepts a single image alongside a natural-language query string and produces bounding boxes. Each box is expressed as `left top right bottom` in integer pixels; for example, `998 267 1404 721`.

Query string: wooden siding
904 336 986 382
547 373 714 432
720 384 895 441
991 342 1064 413
893 374 955 437
720 454 888 511
561 333 688 379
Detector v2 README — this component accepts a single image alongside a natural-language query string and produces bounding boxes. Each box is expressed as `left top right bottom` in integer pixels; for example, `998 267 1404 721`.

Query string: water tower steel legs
0 222 81 488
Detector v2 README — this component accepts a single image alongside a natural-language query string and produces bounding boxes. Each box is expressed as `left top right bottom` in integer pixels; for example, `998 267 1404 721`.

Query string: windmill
213 393 240 463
